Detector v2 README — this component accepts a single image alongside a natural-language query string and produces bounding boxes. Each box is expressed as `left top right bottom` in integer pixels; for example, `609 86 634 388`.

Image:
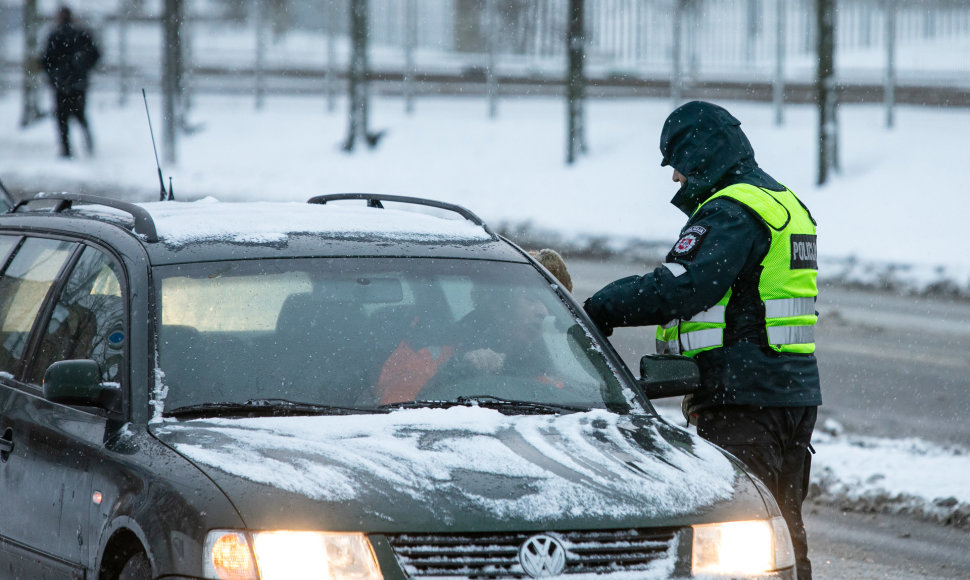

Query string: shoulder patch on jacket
668 225 709 261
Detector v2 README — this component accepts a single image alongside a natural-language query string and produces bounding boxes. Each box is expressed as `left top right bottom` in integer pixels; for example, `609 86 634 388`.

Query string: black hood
660 101 782 215
150 408 765 533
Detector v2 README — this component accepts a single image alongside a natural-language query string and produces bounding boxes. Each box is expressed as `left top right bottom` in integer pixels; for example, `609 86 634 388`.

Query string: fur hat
529 248 573 293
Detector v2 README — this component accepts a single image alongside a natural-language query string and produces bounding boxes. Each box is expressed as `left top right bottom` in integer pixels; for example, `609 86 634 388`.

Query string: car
0 192 795 580
0 180 13 213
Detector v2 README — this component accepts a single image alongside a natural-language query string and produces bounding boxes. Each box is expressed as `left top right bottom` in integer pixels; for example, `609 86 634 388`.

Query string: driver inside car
375 285 557 405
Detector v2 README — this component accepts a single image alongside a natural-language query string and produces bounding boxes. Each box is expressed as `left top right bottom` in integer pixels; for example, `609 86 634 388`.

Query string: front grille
386 527 680 578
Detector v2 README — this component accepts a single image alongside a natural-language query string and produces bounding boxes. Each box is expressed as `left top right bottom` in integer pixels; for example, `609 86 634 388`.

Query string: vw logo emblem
518 534 566 578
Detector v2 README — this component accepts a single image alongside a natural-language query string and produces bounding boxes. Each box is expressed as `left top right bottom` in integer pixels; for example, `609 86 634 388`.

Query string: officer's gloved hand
582 298 614 337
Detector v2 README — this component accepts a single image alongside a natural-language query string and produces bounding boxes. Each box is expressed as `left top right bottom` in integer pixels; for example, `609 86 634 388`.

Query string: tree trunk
344 0 382 151
162 0 184 165
884 0 897 128
566 0 586 165
254 0 267 110
816 0 838 185
19 0 42 127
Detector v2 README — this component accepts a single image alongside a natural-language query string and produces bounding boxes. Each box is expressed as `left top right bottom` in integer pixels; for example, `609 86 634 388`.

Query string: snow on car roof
79 198 494 246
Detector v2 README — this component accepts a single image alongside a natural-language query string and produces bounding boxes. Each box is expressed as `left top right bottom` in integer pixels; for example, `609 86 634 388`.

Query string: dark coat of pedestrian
42 5 100 158
583 100 820 580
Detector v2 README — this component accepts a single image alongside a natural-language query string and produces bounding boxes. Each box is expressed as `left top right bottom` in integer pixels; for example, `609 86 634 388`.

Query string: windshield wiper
165 399 387 419
381 396 590 415
458 395 591 414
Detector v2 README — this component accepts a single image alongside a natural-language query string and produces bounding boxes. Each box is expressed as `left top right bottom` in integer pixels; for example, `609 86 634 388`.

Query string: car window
0 235 19 269
0 238 76 376
27 246 126 386
162 270 312 331
155 258 631 415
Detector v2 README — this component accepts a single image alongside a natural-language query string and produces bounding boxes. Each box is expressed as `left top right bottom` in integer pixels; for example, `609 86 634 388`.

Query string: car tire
118 551 152 580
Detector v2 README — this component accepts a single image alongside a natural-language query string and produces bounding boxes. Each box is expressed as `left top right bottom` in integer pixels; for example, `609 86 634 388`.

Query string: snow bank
809 419 970 529
654 407 970 530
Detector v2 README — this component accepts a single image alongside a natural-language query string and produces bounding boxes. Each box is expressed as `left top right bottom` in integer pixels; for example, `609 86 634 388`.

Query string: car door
0 235 82 577
0 239 126 578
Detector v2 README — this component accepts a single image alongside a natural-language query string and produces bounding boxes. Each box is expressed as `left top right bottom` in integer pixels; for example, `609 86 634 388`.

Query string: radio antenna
142 89 174 201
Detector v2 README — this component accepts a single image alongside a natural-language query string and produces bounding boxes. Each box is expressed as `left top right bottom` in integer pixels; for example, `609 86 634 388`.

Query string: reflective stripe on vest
767 325 815 345
764 297 815 318
689 305 726 324
655 184 818 357
654 301 728 355
656 327 723 355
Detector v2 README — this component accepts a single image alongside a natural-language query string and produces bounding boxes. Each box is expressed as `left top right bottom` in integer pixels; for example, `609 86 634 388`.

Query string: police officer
583 101 820 580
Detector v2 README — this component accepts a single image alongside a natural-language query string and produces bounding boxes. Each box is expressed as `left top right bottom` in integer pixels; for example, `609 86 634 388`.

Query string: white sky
2 89 969 525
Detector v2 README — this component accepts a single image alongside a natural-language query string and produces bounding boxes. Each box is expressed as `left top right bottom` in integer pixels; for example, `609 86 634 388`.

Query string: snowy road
807 503 970 579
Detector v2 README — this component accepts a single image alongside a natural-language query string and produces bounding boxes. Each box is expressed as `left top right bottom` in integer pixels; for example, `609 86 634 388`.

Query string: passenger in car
529 248 573 293
375 287 555 404
375 250 573 405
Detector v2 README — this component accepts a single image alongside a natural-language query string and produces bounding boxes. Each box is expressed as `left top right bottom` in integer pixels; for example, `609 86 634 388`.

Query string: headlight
204 530 383 580
691 517 795 576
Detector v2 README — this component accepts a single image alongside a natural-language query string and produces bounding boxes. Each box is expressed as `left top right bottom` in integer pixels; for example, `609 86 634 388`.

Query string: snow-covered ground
2 89 969 528
654 407 970 530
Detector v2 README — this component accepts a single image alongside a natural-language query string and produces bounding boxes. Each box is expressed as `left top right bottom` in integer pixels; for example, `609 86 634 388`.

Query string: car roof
1 193 530 265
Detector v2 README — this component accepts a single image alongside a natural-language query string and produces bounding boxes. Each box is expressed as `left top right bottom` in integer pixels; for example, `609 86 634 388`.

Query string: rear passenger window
28 247 126 386
0 238 76 375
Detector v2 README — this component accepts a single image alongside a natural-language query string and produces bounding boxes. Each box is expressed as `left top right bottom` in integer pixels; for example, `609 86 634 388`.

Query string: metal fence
3 0 970 100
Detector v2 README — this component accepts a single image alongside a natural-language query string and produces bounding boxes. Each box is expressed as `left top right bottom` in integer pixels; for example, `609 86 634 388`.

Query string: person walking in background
583 101 821 580
42 5 100 158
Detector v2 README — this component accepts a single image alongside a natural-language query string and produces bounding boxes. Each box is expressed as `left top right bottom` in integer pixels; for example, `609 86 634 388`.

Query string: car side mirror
43 360 120 411
638 354 700 399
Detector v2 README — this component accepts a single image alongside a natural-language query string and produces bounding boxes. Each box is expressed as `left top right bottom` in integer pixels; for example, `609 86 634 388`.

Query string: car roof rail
13 192 159 243
307 193 497 238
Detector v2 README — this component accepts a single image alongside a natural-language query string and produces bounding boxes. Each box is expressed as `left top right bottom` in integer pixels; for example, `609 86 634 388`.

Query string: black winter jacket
584 101 821 411
42 23 100 94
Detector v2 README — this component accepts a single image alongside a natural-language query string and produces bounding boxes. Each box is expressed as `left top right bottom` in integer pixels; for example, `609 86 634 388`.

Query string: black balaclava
660 101 783 215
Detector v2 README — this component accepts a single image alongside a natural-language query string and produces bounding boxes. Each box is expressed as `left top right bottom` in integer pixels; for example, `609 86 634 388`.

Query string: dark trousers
54 90 92 157
696 405 816 580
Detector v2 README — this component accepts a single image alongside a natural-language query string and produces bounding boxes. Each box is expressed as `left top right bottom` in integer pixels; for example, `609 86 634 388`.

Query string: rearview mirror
43 360 120 411
638 354 700 399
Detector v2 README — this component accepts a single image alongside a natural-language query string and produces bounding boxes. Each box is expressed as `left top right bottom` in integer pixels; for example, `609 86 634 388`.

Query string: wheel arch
96 519 154 580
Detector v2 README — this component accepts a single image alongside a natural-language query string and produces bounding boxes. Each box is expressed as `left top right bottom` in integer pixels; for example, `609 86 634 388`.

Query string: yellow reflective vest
656 183 818 358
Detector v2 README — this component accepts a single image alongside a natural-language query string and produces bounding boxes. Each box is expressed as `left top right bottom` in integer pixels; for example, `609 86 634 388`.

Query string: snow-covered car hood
151 407 763 532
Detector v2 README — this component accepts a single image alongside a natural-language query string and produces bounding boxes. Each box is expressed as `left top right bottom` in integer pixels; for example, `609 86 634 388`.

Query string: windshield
154 258 635 416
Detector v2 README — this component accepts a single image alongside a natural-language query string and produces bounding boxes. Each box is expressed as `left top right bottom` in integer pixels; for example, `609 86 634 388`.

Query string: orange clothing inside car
376 342 454 404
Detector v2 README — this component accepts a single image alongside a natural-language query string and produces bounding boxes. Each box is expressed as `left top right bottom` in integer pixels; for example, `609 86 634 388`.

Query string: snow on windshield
157 407 736 521
83 198 493 246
